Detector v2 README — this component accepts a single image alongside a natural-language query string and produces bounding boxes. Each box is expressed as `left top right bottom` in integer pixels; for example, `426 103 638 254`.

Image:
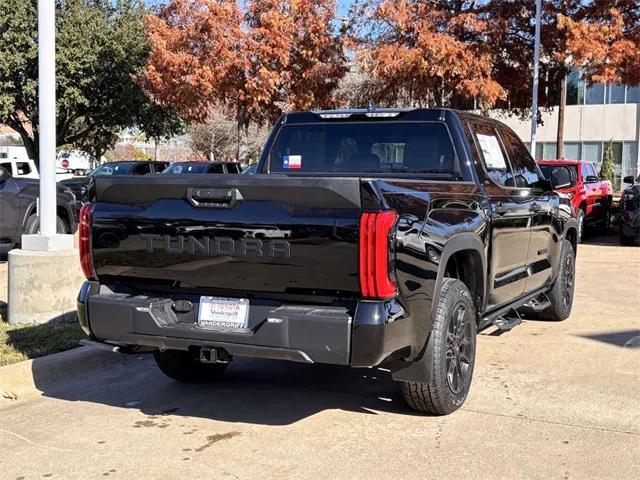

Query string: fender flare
21 201 37 231
563 217 579 247
392 233 486 383
431 233 487 318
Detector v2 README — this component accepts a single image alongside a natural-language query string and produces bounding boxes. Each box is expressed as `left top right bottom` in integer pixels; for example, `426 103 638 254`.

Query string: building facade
493 76 640 191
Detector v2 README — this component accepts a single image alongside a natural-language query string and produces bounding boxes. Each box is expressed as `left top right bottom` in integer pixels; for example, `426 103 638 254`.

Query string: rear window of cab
268 122 462 178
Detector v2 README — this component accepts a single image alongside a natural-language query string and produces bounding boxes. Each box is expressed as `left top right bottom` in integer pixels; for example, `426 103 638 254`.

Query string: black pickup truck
77 109 577 415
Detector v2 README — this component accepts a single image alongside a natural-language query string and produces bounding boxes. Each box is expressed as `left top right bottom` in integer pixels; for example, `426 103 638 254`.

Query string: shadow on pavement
579 330 640 348
31 354 423 425
581 231 620 246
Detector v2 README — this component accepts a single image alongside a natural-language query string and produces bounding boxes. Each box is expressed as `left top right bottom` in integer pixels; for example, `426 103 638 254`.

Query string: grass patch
0 321 86 367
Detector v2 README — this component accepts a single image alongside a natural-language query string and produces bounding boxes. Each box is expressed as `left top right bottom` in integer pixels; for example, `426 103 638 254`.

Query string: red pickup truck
538 159 612 242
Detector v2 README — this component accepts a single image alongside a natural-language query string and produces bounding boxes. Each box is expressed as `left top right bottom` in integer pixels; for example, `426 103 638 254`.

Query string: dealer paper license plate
197 297 249 330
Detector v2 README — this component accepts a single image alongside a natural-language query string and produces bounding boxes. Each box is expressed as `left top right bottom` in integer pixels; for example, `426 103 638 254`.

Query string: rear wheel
153 350 227 382
540 239 575 321
399 278 477 415
24 214 68 235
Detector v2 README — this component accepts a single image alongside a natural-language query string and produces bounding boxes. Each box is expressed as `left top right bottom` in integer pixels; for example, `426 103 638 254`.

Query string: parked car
619 175 640 245
77 108 577 416
0 166 77 254
538 159 612 242
0 158 75 181
162 161 241 175
60 161 169 208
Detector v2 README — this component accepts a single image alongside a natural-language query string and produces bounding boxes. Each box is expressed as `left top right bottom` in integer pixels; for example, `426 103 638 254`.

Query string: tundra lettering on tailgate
140 234 291 258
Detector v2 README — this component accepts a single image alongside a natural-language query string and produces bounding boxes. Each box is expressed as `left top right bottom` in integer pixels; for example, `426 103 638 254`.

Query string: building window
566 70 584 105
565 69 640 105
543 143 557 160
626 86 640 103
585 84 605 104
582 143 602 165
564 143 580 160
607 84 626 104
622 142 639 183
535 143 543 160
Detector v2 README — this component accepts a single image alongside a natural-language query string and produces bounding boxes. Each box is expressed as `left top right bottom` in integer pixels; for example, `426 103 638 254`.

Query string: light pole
530 0 542 157
8 0 85 325
37 0 56 238
21 0 72 251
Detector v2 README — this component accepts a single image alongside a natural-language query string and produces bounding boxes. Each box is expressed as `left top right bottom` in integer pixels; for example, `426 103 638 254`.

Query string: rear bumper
77 281 412 368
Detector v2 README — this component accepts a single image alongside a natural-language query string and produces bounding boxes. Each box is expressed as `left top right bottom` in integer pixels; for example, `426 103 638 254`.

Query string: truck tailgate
90 175 362 296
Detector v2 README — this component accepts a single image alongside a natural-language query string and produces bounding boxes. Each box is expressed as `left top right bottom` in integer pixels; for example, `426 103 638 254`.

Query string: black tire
24 214 68 235
619 231 635 246
540 239 575 321
153 350 227 382
576 209 585 243
399 278 477 415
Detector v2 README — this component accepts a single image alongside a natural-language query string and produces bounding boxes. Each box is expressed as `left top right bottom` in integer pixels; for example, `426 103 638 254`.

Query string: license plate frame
197 296 249 330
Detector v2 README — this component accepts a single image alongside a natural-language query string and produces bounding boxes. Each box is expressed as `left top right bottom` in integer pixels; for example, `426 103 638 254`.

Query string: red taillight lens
79 203 96 280
359 211 398 299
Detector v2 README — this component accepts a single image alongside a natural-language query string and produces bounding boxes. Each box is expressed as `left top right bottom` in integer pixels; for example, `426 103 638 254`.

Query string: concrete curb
0 345 127 400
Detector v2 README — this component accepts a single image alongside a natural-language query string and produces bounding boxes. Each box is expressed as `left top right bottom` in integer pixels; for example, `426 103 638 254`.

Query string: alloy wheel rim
562 254 574 309
578 213 584 240
445 304 473 394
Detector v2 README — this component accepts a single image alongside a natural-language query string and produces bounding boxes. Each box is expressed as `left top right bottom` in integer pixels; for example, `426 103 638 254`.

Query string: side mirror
585 175 599 183
623 175 635 185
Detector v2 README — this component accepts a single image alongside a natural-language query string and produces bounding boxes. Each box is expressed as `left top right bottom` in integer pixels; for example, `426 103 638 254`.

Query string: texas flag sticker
283 155 302 169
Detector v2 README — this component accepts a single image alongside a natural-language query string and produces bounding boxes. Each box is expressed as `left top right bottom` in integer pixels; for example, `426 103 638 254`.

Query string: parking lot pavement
1 235 639 480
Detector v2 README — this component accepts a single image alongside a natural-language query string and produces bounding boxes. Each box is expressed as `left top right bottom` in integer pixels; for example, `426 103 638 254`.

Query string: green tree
0 0 182 168
601 140 616 188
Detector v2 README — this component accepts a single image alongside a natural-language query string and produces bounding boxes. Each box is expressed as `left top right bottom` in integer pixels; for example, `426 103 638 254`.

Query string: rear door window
131 163 151 175
499 128 543 188
209 164 225 174
269 122 459 176
470 123 514 187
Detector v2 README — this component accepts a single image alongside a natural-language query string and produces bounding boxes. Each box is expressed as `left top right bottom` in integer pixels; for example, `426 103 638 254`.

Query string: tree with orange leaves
352 0 506 110
559 1 640 86
142 0 346 161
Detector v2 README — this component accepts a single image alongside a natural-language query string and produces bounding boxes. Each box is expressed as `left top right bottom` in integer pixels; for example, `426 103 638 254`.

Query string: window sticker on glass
476 134 507 169
283 155 302 169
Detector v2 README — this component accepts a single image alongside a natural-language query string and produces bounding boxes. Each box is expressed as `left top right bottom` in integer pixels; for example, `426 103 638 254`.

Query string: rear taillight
79 204 96 280
359 211 398 299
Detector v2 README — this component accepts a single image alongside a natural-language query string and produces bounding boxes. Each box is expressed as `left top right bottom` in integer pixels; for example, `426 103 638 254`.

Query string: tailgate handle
187 187 243 208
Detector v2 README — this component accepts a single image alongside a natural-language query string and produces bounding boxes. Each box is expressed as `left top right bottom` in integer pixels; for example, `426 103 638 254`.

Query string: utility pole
38 0 56 238
530 0 542 157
